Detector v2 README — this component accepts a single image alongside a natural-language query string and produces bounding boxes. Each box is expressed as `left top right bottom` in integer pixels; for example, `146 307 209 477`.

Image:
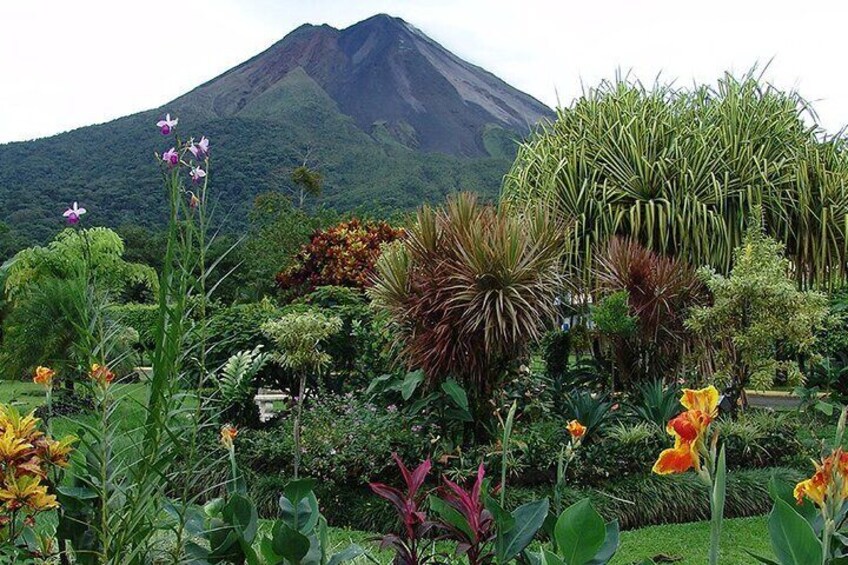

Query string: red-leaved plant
431 463 496 565
276 218 404 295
369 454 434 565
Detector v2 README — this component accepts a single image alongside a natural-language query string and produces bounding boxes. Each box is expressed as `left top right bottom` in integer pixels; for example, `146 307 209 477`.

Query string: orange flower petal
652 443 696 475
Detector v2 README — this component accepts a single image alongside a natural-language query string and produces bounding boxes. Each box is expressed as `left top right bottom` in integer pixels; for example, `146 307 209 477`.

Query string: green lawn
0 379 777 563
319 516 774 564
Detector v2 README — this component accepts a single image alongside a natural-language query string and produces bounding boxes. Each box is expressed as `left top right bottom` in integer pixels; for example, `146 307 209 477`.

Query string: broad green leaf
429 495 474 540
555 499 606 565
399 370 424 400
484 494 516 532
272 522 311 563
204 497 225 517
365 373 393 395
586 520 620 565
327 544 365 565
540 549 566 565
768 475 818 527
280 488 320 534
500 499 549 562
222 494 258 544
441 378 470 412
56 485 98 500
284 478 318 504
768 498 822 565
744 550 781 564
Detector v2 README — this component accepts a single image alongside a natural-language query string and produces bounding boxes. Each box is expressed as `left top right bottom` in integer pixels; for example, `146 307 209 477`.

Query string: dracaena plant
369 454 435 565
428 463 549 565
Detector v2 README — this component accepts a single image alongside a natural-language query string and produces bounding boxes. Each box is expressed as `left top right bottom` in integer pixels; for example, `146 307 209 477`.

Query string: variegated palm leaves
502 72 848 290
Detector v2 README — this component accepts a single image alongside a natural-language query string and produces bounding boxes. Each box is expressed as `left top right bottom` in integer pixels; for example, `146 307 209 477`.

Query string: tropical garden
3 71 848 563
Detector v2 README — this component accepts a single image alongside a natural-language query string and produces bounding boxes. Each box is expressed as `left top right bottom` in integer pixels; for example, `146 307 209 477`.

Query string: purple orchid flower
156 113 178 135
63 202 86 225
162 147 179 167
188 136 210 160
190 166 206 183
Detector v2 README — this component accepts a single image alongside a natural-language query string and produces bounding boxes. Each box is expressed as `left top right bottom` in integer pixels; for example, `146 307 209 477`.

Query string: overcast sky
2 0 847 144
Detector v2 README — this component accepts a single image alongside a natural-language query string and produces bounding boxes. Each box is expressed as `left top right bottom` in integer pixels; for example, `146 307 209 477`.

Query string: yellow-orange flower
33 366 55 388
567 420 587 440
89 364 115 387
681 386 720 417
43 436 76 468
652 386 719 475
794 448 848 507
220 425 237 450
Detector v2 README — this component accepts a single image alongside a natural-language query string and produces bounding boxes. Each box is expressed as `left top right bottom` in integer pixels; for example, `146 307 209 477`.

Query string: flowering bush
0 405 74 558
276 218 404 295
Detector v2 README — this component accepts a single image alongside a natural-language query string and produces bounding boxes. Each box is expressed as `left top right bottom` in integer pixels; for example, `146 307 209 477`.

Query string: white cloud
1 0 846 143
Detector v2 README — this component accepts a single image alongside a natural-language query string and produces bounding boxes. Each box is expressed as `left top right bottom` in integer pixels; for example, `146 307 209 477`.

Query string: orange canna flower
567 420 587 441
33 366 55 388
681 386 720 417
794 448 848 507
220 425 237 450
89 364 115 387
653 386 719 475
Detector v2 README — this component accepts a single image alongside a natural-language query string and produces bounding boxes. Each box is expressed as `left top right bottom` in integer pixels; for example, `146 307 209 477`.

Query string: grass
0 380 779 563
317 516 775 564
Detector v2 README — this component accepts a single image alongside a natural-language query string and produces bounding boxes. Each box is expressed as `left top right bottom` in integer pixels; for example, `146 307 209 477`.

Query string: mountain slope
0 14 552 244
172 14 551 156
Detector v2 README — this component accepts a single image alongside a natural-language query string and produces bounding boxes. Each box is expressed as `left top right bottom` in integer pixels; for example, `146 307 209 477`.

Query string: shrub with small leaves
276 219 404 295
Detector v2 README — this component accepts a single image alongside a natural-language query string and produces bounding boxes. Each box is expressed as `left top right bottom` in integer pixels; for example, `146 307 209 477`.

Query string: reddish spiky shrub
594 237 706 387
276 219 404 295
369 193 561 414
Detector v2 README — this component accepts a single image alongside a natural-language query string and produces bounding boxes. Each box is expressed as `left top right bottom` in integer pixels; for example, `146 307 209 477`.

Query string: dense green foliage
687 218 829 407
0 106 510 245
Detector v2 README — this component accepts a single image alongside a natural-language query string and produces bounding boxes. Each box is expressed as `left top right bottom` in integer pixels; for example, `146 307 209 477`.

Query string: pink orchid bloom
63 202 87 225
190 166 206 183
162 147 179 167
156 113 178 135
188 136 210 160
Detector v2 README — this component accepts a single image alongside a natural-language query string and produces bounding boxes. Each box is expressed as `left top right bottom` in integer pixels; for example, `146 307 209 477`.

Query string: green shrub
628 378 683 430
285 467 802 532
234 392 424 489
202 289 391 397
107 303 158 353
717 409 804 470
561 389 617 440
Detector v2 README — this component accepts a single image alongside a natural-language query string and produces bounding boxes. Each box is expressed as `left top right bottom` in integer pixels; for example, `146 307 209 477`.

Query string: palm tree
502 70 848 291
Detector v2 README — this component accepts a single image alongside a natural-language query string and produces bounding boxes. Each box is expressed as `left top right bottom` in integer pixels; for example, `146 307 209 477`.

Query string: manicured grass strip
322 516 775 565
610 516 772 564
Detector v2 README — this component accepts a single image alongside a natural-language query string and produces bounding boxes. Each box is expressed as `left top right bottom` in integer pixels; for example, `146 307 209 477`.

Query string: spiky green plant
502 70 848 290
